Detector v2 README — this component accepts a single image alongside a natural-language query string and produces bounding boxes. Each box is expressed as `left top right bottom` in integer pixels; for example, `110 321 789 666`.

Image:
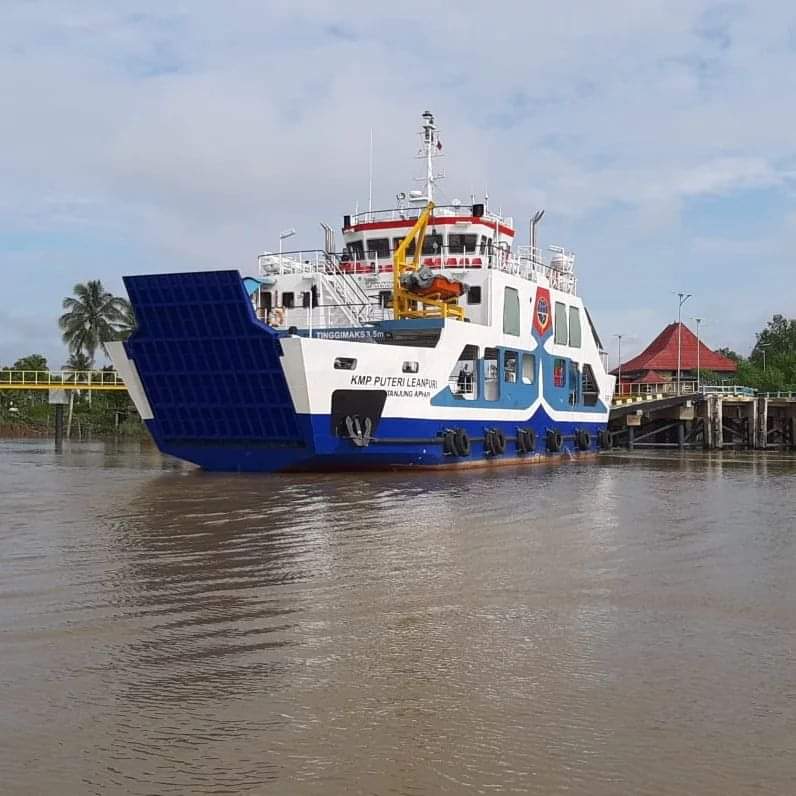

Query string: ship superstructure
109 112 614 472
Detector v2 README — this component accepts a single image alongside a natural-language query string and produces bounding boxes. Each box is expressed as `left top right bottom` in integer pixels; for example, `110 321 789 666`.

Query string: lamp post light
279 228 296 274
760 344 769 372
614 334 623 396
675 292 692 395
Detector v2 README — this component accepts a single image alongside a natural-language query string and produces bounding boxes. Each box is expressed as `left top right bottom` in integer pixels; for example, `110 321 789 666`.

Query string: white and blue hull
110 270 614 473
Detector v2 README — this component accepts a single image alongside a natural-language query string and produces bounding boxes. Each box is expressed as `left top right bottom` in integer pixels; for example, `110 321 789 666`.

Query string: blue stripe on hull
150 409 607 473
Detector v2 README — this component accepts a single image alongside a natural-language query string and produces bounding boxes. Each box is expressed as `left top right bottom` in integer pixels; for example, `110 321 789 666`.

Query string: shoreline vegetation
2 283 795 441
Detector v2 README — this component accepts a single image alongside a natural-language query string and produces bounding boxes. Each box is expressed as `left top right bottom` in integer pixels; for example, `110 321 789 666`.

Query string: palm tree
59 281 128 365
114 299 137 340
62 351 92 437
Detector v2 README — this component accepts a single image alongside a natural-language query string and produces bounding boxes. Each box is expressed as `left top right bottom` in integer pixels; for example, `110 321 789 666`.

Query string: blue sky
1 1 795 367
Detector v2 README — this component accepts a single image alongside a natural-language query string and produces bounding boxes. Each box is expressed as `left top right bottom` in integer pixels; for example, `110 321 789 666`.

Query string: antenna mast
416 111 443 202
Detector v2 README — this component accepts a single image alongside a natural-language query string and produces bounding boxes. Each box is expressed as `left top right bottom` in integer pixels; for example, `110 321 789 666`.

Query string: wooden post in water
49 389 68 453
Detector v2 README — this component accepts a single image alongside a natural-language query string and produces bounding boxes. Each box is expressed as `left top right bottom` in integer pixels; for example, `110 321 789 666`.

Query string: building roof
613 322 737 375
629 369 670 384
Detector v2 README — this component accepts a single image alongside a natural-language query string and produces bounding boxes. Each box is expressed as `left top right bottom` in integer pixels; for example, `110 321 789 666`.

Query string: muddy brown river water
1 440 795 794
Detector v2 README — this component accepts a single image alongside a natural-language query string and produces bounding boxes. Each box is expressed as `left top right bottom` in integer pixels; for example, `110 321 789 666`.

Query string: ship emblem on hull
533 288 552 337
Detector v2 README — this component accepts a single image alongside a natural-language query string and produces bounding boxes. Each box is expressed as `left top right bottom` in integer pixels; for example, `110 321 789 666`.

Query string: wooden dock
609 388 796 450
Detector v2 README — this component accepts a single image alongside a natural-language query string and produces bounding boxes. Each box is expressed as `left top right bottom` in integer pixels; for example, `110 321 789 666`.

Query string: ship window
262 290 273 310
449 345 478 399
282 291 295 309
334 357 357 370
484 347 499 401
345 240 365 261
503 287 520 336
554 302 568 345
522 353 535 384
569 306 582 348
503 350 518 383
449 233 477 254
421 233 443 256
582 364 599 406
366 238 390 259
467 286 481 305
378 290 393 308
402 361 419 374
479 236 492 255
553 357 566 388
302 291 311 308
393 236 415 256
569 361 580 404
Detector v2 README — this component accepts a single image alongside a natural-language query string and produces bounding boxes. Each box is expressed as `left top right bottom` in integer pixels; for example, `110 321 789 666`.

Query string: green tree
58 280 129 365
12 353 48 372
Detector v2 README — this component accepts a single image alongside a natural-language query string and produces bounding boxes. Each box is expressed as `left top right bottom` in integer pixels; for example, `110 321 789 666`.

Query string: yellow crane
391 202 465 321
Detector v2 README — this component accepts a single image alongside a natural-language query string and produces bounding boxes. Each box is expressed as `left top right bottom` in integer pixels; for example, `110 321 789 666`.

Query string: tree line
1 281 139 437
713 314 796 392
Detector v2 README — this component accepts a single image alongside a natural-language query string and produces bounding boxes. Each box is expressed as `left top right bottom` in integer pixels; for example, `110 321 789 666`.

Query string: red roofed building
613 322 737 394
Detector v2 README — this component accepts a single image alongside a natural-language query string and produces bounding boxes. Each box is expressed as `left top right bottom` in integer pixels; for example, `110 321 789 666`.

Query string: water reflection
1 443 796 794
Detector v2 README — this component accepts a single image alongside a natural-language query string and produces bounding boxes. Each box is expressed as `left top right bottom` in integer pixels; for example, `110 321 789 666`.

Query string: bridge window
402 361 419 374
569 306 582 348
484 348 500 400
449 233 477 254
479 236 493 255
366 238 391 259
393 236 415 256
334 357 357 370
282 291 295 309
261 290 273 310
467 286 481 305
449 345 478 399
421 233 444 256
554 302 568 345
378 290 393 308
522 353 535 384
344 240 365 261
553 357 566 388
503 287 520 336
504 350 518 383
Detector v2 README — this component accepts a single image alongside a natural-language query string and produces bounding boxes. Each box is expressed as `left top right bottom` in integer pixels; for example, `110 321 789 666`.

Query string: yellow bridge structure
0 370 127 392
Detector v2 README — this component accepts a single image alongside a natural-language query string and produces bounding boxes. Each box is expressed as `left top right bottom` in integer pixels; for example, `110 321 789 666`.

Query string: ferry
109 112 615 472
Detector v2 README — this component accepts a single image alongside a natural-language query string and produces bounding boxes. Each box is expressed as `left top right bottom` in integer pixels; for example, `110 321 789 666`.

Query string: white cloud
1 0 795 364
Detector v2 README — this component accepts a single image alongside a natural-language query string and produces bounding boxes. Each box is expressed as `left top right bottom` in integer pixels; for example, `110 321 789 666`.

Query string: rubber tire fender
523 428 536 453
598 429 612 449
577 430 591 451
547 430 563 453
453 428 470 457
443 429 457 455
515 429 528 454
493 428 506 454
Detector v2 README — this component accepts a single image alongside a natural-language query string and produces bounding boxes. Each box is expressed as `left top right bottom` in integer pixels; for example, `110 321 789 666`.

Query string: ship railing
349 204 508 226
0 370 125 389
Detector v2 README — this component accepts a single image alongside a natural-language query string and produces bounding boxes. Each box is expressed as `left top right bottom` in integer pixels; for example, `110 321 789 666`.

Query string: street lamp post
676 292 692 395
760 344 768 372
279 228 297 275
614 334 623 396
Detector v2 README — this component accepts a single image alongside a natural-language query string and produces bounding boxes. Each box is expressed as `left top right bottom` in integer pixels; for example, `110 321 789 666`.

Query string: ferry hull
113 270 610 474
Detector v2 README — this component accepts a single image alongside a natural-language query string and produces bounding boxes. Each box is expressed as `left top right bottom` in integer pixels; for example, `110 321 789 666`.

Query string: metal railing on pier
0 370 126 391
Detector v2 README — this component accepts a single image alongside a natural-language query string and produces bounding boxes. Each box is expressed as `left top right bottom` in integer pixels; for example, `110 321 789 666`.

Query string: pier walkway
609 386 796 450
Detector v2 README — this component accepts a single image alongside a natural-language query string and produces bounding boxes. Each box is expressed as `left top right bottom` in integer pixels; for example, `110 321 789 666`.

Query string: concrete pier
609 390 796 451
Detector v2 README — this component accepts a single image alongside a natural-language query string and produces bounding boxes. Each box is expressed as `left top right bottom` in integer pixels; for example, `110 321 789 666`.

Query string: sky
1 0 795 368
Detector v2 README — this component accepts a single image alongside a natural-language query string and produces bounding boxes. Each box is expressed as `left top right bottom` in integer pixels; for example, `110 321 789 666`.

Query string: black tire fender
454 428 470 457
547 430 563 453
